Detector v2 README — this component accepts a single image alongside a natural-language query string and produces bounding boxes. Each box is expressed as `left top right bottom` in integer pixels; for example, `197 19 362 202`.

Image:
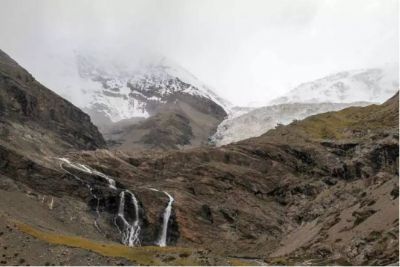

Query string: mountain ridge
75 52 230 124
211 65 398 146
0 50 398 265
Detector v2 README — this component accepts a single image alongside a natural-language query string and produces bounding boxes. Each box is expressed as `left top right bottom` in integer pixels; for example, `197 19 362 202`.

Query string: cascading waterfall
57 158 176 248
157 191 174 247
57 158 142 245
115 190 141 246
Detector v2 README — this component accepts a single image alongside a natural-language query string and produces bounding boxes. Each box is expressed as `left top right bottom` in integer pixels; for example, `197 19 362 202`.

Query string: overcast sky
0 0 398 106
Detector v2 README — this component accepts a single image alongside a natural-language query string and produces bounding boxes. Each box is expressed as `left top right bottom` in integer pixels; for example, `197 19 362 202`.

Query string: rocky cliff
0 49 105 158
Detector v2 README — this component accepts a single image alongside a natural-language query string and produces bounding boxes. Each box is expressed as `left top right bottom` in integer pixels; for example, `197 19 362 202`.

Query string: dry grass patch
15 221 201 266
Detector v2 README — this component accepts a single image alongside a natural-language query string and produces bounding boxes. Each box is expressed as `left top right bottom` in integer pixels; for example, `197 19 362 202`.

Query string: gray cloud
0 0 398 106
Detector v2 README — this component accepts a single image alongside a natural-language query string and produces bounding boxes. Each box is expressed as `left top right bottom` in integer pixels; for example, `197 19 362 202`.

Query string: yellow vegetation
15 222 200 266
227 258 260 266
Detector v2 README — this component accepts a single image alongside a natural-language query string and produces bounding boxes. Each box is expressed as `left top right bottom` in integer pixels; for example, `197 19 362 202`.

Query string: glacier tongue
210 102 371 146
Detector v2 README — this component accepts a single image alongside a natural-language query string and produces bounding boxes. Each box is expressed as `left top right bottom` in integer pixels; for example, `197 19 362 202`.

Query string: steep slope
0 49 105 158
105 99 226 150
211 101 371 146
270 65 398 104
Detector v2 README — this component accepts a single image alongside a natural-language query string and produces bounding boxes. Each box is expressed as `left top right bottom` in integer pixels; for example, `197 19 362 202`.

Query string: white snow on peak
211 65 398 146
128 56 232 110
74 53 231 122
269 64 399 105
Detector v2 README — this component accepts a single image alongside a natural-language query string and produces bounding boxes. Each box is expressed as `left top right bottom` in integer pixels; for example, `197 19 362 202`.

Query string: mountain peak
73 51 230 123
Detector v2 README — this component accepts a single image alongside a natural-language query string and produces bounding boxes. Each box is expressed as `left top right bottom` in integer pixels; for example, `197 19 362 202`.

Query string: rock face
105 100 226 150
0 49 105 156
0 50 398 265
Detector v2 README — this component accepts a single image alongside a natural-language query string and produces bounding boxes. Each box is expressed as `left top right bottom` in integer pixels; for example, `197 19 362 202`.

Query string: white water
58 158 178 247
57 158 117 189
49 197 54 210
116 190 141 246
157 191 174 247
57 157 113 233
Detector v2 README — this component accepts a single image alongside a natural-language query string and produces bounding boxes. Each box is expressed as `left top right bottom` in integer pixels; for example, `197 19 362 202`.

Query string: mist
0 0 398 106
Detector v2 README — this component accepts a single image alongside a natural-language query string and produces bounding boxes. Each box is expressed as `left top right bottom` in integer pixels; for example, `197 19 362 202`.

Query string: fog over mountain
0 0 398 106
0 1 399 265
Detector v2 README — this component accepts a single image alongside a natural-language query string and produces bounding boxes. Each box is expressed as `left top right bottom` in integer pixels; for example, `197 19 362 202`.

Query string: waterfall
56 157 180 249
58 158 141 244
115 190 141 247
157 191 174 247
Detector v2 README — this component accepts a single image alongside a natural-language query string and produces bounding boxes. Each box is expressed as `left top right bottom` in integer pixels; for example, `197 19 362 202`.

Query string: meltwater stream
157 191 174 247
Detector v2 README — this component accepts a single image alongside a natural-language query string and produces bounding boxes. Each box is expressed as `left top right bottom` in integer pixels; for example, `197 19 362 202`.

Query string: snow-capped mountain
210 102 371 146
211 65 398 146
22 49 231 149
75 53 231 124
270 65 399 105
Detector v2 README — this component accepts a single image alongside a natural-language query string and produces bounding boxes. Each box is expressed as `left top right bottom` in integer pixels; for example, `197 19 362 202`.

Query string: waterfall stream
58 158 141 245
154 190 174 247
115 190 141 247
